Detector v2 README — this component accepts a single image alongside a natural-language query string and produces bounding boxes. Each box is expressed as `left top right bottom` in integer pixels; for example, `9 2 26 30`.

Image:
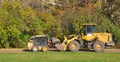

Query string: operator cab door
82 24 96 41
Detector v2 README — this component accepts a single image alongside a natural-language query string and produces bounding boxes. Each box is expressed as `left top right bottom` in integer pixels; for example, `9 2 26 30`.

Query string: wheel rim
71 43 76 49
43 47 47 51
33 47 37 51
96 44 101 49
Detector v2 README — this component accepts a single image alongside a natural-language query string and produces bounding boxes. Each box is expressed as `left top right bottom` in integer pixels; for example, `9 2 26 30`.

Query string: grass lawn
0 52 120 62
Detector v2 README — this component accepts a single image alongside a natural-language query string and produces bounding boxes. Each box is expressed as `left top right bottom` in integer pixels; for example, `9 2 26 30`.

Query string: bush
0 1 60 48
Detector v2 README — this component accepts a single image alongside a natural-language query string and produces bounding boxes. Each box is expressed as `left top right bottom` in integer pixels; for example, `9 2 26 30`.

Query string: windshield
83 25 96 34
31 37 48 45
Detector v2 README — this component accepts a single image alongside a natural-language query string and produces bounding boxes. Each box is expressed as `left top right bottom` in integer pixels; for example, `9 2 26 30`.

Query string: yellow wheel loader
55 24 115 52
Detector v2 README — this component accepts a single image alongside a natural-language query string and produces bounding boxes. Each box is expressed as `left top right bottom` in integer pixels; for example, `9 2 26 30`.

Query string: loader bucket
55 43 66 51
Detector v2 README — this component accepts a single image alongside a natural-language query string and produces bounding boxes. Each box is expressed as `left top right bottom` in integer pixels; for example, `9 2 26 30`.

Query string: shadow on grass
23 49 32 52
23 48 95 52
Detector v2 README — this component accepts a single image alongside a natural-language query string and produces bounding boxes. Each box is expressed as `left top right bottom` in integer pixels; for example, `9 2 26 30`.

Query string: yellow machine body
55 23 114 52
82 33 112 43
55 35 79 51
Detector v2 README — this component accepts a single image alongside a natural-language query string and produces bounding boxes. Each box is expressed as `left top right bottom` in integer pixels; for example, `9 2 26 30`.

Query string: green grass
0 52 120 62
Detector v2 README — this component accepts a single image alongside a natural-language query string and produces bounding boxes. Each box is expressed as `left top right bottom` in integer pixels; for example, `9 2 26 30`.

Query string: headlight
28 42 33 47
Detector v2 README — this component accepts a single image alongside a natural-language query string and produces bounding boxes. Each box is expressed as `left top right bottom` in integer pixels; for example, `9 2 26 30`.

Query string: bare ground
0 49 23 53
104 49 120 52
0 48 120 53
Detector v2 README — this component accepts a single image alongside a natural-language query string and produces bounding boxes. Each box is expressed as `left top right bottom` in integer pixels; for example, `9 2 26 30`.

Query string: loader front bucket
55 43 66 51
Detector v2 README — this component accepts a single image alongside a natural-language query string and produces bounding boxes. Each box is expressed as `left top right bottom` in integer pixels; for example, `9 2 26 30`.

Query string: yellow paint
42 47 48 51
63 35 79 50
38 47 42 50
82 33 111 43
27 42 33 50
71 44 76 49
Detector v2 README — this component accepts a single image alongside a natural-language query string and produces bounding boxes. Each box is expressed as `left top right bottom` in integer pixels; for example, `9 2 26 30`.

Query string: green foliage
0 1 62 48
0 0 120 48
0 1 30 48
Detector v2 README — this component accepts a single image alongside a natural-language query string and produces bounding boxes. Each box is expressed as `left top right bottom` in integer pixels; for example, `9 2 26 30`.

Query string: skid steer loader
27 35 60 52
27 35 49 52
55 23 115 52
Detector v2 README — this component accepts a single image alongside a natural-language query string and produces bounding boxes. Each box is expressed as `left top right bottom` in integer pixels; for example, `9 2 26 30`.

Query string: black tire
42 46 48 52
68 41 80 52
93 40 105 52
32 47 38 52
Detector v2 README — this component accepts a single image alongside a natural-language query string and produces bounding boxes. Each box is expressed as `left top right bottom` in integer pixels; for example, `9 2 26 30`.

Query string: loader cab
82 24 96 35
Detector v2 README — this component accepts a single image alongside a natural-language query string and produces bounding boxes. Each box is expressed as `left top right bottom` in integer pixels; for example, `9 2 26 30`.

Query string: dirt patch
104 49 120 52
0 49 23 53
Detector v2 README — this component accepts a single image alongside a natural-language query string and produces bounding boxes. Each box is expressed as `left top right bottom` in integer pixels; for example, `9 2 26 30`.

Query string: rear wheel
42 46 48 52
68 41 80 52
32 47 38 52
93 40 105 52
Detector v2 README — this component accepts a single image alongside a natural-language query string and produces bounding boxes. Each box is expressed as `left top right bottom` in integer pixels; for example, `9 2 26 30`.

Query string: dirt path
0 49 120 53
104 49 120 52
0 49 23 53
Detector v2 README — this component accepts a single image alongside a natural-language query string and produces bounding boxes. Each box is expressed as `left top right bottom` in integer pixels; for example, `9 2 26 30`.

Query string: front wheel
68 41 80 52
93 40 105 52
32 47 38 52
